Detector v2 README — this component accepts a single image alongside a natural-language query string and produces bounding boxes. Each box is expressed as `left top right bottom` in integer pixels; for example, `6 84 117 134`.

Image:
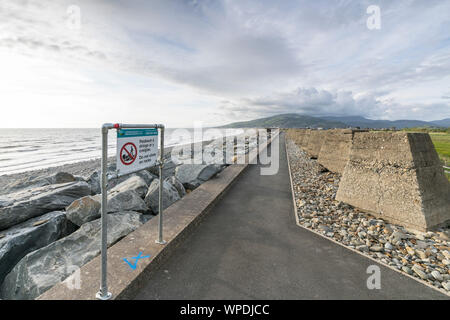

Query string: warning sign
120 142 137 165
116 128 158 176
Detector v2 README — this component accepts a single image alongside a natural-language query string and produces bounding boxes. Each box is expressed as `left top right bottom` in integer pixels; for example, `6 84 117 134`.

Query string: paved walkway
133 133 448 300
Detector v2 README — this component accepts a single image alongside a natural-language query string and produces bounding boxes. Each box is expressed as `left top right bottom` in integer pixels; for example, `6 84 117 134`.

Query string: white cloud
0 0 449 127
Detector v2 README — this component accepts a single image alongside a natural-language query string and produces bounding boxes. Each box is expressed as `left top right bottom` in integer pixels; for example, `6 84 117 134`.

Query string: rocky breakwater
0 135 245 299
286 138 450 293
0 129 271 300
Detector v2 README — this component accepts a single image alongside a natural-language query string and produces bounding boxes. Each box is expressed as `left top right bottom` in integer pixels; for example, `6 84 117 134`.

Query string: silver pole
156 127 166 245
96 125 112 300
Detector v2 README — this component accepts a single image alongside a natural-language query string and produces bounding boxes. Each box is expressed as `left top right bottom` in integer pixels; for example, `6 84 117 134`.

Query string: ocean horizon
0 128 244 176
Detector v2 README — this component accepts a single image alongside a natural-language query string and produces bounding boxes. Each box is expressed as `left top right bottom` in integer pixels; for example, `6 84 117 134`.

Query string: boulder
0 211 76 286
164 176 186 197
0 212 145 300
107 190 149 213
66 196 101 226
175 164 222 190
87 169 156 195
134 170 157 186
48 172 77 184
109 175 148 198
148 159 177 179
0 172 76 196
144 179 180 213
87 171 101 195
0 181 91 231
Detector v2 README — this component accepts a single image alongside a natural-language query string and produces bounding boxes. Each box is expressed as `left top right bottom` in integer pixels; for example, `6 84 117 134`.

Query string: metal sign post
156 127 166 245
96 123 165 301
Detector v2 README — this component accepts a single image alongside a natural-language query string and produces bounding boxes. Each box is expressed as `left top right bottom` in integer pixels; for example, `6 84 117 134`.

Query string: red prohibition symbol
120 142 137 165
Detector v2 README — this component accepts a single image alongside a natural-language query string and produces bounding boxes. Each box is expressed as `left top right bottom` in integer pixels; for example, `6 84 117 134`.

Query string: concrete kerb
284 136 450 298
37 132 278 300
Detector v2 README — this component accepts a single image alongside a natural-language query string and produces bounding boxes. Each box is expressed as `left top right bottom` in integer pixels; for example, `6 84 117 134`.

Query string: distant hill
430 118 450 127
220 114 450 129
219 114 347 129
320 116 434 129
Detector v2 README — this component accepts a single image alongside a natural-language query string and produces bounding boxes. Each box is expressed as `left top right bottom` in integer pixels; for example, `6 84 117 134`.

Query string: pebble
431 270 443 281
402 266 413 275
370 245 383 252
443 281 450 291
412 265 428 280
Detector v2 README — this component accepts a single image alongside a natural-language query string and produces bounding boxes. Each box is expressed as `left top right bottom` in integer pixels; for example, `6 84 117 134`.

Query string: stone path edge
284 136 450 298
37 133 277 300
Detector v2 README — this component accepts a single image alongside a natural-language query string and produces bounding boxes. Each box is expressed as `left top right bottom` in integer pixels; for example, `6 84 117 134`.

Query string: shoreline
0 138 230 195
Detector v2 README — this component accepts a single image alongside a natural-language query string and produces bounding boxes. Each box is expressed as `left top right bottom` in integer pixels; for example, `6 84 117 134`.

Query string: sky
0 0 449 128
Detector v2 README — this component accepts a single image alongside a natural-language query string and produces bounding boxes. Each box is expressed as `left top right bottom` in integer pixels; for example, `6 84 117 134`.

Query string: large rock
0 172 77 196
0 211 76 286
0 181 91 231
134 170 157 186
109 175 149 198
65 196 101 226
175 164 222 190
164 176 186 197
87 169 156 196
148 159 177 179
336 131 450 231
107 190 149 214
0 211 145 300
144 179 180 213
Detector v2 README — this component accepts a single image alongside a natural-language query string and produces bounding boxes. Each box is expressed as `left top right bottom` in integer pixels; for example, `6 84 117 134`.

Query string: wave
0 128 244 175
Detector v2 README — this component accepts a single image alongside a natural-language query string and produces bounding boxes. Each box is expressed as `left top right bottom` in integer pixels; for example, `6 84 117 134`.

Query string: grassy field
429 132 450 166
403 128 450 181
428 133 450 182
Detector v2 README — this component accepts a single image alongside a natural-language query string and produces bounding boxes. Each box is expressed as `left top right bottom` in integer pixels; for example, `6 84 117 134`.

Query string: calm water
0 128 244 175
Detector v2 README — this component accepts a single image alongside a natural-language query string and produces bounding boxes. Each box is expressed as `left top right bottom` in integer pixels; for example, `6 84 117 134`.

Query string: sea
0 128 244 176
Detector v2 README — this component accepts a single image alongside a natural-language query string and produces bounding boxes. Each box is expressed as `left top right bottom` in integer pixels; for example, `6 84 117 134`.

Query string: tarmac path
133 133 448 299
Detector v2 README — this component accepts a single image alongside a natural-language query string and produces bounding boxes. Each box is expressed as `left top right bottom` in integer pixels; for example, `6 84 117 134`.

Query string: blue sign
117 128 158 138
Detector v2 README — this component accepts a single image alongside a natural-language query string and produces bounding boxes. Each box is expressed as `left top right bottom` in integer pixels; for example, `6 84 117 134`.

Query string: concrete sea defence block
286 129 306 149
317 129 355 174
336 131 450 231
300 129 311 150
305 130 326 159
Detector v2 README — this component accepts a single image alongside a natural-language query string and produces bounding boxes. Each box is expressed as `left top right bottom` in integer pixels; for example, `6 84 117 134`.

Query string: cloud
0 0 449 126
217 87 449 122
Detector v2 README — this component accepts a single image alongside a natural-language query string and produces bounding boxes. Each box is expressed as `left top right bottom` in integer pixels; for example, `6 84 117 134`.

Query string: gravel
286 138 450 292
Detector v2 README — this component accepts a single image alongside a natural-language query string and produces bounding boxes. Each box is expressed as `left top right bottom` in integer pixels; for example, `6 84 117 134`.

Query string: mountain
320 116 433 129
430 118 450 127
219 113 347 129
220 114 450 129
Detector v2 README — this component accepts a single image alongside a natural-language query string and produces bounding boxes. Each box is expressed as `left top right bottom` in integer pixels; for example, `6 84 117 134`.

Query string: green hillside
220 114 347 129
